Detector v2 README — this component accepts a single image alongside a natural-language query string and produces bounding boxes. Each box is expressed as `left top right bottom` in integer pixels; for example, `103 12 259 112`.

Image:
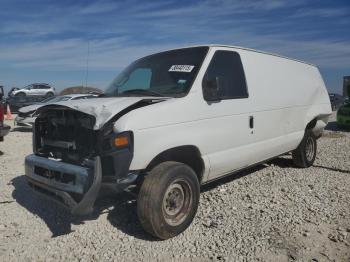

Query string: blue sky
0 0 349 94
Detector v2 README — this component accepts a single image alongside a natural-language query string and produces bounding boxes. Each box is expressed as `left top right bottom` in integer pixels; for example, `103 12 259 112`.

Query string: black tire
45 92 54 97
16 92 25 97
137 161 200 239
292 130 317 168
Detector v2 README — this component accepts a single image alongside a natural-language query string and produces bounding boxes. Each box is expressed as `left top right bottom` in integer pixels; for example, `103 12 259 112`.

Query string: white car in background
11 83 55 97
15 94 98 127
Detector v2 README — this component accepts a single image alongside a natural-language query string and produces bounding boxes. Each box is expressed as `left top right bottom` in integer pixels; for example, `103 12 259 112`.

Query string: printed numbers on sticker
169 65 195 73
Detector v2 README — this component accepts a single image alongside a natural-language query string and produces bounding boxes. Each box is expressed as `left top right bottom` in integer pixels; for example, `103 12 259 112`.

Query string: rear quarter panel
237 48 331 141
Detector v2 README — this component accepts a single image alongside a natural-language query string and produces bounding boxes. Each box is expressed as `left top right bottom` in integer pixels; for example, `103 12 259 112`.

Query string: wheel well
146 145 205 182
306 118 317 130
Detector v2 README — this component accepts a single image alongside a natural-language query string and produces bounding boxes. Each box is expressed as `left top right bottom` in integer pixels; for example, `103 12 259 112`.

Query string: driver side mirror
203 76 221 101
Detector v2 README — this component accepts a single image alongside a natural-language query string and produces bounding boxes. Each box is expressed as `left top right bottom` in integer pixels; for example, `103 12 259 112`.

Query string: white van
25 45 331 239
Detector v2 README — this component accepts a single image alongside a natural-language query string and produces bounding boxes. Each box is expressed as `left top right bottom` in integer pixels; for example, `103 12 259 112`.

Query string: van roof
163 44 316 67
211 44 315 66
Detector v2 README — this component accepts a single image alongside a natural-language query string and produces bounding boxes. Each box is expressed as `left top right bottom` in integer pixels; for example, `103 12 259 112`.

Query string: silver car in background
11 83 55 97
15 94 98 127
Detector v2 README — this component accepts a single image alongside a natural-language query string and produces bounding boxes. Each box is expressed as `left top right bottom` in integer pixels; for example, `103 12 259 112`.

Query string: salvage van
25 45 331 239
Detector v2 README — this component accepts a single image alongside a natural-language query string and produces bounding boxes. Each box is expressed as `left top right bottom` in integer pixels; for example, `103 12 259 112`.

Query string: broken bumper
14 116 36 127
25 154 102 216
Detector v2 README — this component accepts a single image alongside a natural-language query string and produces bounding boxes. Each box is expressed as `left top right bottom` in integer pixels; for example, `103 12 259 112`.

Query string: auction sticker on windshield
169 65 195 72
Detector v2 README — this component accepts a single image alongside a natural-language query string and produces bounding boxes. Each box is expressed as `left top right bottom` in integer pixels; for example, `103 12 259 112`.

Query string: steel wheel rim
305 136 315 162
162 179 193 226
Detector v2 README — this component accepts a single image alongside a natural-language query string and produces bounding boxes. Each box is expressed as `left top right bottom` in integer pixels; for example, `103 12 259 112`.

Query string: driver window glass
204 50 248 99
118 68 152 92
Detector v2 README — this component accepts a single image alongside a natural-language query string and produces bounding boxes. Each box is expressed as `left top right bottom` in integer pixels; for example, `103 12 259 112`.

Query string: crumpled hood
37 97 165 130
19 103 43 114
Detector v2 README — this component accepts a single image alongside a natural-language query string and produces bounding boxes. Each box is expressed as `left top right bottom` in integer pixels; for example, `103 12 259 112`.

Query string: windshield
105 47 208 97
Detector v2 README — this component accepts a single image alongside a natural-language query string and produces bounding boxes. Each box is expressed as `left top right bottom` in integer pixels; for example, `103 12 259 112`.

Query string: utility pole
85 41 90 88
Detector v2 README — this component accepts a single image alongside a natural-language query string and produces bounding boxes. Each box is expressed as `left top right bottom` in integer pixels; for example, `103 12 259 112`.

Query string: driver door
201 50 254 179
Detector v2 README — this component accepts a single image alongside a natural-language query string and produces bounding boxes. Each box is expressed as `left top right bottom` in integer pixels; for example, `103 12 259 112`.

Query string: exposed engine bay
32 99 164 173
34 107 97 164
24 97 165 215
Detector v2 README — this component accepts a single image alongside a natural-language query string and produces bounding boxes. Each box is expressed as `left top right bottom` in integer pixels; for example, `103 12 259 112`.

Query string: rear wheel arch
45 92 54 97
305 114 330 138
292 129 317 168
146 145 205 183
16 92 26 97
306 118 317 130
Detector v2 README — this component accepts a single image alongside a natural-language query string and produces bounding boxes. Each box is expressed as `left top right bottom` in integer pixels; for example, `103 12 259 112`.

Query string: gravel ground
0 114 349 261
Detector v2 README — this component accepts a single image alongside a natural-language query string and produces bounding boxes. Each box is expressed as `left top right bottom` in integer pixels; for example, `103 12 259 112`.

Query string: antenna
84 41 90 88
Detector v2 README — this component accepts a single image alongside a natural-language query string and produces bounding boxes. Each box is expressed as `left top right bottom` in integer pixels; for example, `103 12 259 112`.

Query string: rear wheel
292 130 317 168
137 161 200 239
45 92 54 97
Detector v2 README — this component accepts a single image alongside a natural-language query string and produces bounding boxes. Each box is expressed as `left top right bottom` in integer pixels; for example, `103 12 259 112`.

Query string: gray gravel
0 114 349 261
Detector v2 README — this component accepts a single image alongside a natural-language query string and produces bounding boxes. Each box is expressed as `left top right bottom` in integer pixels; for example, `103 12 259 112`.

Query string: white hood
38 97 165 130
19 103 43 113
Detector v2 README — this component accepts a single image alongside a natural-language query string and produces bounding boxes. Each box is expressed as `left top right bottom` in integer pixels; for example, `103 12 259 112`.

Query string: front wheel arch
145 145 205 183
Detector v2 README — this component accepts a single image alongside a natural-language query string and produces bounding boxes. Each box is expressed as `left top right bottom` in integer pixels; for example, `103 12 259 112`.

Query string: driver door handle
249 116 254 129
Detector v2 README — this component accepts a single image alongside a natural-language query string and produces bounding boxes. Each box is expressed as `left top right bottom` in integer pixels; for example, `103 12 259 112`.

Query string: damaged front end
25 105 136 215
25 154 102 215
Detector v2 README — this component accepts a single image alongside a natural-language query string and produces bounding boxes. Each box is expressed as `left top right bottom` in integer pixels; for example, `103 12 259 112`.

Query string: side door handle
249 116 254 129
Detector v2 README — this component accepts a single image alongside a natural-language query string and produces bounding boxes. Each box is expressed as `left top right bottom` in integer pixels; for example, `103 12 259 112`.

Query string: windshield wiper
120 89 165 97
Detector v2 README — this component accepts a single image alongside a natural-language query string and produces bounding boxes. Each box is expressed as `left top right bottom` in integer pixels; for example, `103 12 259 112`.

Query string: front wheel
292 130 317 168
137 161 200 239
